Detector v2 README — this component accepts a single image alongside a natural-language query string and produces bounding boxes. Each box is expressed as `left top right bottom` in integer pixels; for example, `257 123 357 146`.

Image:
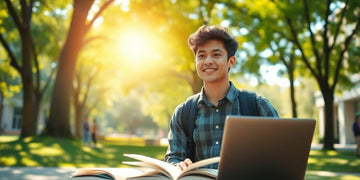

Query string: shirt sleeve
256 96 280 117
164 103 189 164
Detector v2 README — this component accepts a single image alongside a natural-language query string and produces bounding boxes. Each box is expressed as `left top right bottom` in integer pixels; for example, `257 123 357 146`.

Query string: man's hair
188 25 239 60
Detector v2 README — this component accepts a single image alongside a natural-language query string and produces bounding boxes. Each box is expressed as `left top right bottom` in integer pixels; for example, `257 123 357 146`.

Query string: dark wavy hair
188 25 238 60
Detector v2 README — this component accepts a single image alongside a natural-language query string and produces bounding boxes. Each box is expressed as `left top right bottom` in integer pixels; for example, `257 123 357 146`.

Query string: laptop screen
217 116 315 180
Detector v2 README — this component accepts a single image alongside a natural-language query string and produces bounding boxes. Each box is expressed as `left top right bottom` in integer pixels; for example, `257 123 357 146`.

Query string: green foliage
0 59 21 99
103 92 159 135
141 77 193 129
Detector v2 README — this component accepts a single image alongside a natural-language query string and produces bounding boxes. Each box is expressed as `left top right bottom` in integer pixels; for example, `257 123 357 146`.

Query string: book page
123 154 220 180
180 168 218 179
181 157 220 173
123 154 181 179
123 161 171 178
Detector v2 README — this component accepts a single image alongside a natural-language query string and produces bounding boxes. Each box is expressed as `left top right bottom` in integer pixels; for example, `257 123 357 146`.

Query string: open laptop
217 116 316 180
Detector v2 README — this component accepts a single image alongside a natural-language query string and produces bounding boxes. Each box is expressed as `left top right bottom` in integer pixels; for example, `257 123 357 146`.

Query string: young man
164 25 279 170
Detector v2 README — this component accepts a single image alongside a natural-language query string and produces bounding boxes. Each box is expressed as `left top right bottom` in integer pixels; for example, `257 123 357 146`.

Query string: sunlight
0 136 18 143
0 156 16 166
21 158 39 166
116 28 163 70
30 147 64 156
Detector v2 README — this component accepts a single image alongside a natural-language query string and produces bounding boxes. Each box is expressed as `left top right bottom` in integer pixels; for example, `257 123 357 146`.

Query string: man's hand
176 158 193 171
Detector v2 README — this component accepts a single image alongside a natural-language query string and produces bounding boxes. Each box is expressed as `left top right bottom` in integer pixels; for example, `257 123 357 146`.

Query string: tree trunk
19 27 36 138
289 69 297 118
44 1 91 138
32 93 43 134
320 82 335 150
74 103 84 139
45 39 82 138
190 71 202 94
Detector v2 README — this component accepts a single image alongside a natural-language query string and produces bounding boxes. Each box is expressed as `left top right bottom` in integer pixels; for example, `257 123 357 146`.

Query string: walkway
1 166 359 180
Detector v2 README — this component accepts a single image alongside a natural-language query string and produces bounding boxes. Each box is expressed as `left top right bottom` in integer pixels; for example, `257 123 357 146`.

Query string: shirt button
215 141 219 145
215 125 219 129
216 109 219 112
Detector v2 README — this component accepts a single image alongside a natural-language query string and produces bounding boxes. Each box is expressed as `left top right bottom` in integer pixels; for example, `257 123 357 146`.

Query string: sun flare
116 29 162 69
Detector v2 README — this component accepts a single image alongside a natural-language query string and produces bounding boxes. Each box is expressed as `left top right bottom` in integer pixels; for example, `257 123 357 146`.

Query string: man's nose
204 55 213 64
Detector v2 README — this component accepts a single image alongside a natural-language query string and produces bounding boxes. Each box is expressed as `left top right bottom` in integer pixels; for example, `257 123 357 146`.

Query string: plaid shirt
164 82 279 169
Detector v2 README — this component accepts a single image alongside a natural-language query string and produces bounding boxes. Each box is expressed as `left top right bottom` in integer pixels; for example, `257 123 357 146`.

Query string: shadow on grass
307 150 360 173
0 136 167 168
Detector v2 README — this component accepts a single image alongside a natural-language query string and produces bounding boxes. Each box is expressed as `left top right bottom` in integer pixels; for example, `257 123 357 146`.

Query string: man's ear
228 56 236 68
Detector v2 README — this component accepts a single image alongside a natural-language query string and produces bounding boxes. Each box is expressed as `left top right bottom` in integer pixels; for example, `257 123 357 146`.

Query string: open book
70 154 220 180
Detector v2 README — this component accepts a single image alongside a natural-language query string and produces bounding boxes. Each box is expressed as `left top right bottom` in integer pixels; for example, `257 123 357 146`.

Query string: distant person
353 113 360 157
91 118 98 147
164 25 279 170
83 117 91 147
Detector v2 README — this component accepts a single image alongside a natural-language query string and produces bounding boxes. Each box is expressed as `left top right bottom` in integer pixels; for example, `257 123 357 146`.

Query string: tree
0 0 37 137
72 61 99 139
72 46 112 139
43 0 114 138
219 1 302 118
272 0 360 150
208 0 360 149
0 0 59 137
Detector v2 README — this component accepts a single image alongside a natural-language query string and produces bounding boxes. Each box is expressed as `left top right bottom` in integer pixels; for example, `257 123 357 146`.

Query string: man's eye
214 53 221 57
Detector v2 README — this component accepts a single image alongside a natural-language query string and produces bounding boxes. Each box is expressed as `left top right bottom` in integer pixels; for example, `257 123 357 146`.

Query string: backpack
180 90 259 160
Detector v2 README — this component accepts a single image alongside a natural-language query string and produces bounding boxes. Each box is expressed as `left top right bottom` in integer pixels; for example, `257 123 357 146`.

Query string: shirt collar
198 81 238 106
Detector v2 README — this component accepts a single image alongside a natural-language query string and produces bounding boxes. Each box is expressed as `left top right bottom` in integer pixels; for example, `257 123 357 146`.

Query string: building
1 98 47 135
315 73 360 145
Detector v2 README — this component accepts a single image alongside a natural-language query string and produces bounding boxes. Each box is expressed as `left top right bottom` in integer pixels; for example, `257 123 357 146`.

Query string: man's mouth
203 68 217 72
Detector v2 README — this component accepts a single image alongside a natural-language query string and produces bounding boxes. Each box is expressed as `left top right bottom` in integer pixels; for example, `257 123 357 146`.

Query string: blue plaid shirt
164 82 279 169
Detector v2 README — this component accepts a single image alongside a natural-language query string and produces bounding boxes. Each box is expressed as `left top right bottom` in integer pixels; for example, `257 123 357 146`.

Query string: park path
1 166 360 180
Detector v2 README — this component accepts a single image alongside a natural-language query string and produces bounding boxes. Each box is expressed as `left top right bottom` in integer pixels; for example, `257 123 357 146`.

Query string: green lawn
0 136 359 180
0 136 167 167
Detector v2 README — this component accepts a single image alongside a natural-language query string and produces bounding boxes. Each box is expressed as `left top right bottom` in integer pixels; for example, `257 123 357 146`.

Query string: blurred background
0 0 359 150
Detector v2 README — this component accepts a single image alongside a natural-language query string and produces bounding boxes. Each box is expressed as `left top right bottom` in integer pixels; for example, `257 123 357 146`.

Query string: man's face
195 39 235 83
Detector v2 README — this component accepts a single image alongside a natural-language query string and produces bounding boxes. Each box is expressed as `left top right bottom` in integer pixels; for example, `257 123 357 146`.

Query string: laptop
217 116 316 180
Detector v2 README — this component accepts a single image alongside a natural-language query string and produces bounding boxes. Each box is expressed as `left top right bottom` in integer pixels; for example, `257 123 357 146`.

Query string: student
91 118 98 147
83 117 91 147
353 113 360 157
164 25 279 170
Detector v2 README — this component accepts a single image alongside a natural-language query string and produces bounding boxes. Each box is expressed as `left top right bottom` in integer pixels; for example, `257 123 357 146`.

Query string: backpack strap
237 90 259 116
181 93 200 161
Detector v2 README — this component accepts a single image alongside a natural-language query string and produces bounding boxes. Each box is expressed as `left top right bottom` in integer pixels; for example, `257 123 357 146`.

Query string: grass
0 136 167 168
307 150 360 172
0 136 359 180
306 150 360 180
